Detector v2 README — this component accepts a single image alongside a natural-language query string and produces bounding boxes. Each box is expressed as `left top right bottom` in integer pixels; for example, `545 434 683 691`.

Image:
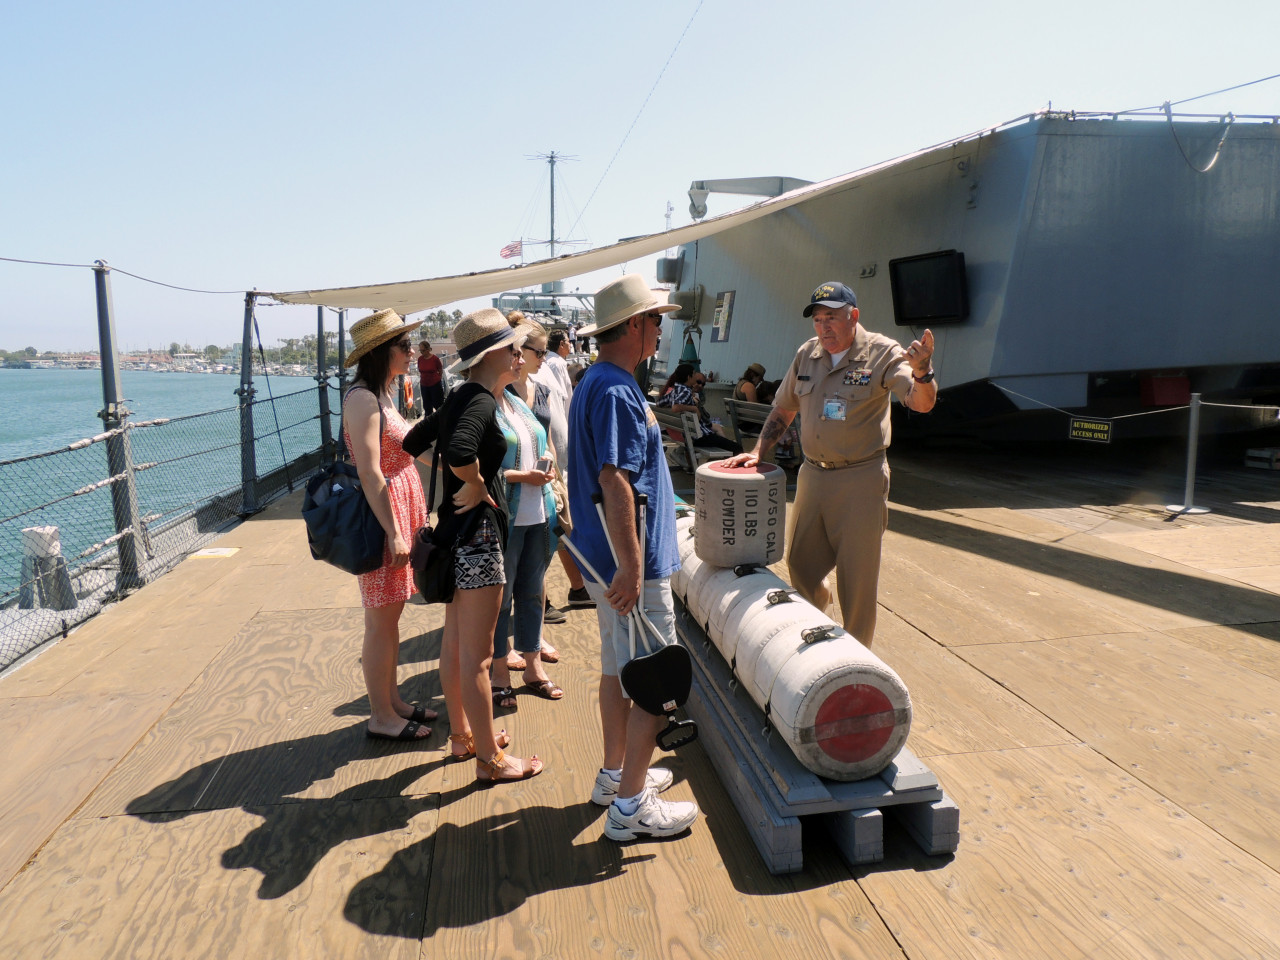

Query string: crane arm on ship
688 177 812 220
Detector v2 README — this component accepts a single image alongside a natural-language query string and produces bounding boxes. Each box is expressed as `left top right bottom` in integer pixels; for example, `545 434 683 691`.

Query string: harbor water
0 368 340 610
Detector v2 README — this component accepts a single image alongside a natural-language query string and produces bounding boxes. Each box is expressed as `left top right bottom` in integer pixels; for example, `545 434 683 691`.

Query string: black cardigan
403 382 509 547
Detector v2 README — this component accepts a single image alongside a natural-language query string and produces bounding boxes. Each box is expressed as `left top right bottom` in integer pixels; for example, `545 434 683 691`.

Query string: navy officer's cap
802 281 857 317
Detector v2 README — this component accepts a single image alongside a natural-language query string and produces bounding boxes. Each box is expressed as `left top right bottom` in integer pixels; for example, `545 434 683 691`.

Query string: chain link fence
0 382 342 671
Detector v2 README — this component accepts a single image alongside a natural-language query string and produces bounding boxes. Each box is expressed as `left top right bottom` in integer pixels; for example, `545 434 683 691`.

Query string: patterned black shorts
455 517 506 590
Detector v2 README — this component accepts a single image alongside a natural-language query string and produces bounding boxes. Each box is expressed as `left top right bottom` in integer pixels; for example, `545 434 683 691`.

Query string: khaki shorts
584 578 676 678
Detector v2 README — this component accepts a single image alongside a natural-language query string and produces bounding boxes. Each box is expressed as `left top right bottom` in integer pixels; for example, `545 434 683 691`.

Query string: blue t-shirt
567 360 680 583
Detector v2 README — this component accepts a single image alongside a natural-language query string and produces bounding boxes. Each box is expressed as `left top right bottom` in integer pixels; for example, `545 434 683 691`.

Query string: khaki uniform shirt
774 325 915 464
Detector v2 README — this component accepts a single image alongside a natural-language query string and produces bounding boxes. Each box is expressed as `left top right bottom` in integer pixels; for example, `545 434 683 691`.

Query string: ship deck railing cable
0 383 334 672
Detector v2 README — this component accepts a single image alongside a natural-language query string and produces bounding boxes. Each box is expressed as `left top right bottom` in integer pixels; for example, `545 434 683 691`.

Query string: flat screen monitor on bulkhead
889 249 969 325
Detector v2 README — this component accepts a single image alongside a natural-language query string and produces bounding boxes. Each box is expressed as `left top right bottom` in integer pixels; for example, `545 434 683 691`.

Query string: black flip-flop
366 719 429 741
491 686 518 711
408 703 438 723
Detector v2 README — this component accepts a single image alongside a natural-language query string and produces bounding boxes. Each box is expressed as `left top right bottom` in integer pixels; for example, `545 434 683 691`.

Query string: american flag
499 240 523 260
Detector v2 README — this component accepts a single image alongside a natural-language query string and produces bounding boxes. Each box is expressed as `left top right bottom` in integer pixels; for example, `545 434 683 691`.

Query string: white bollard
19 526 77 611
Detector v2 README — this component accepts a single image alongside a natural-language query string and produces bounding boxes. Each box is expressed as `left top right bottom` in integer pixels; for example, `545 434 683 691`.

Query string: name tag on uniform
821 396 847 421
797 375 811 381
843 368 872 386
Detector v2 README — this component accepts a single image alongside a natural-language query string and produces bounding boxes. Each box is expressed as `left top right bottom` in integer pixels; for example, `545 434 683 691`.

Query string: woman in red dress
342 309 436 740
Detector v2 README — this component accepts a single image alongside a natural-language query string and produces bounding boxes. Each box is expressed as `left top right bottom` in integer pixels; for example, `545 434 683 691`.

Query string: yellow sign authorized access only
1069 417 1113 443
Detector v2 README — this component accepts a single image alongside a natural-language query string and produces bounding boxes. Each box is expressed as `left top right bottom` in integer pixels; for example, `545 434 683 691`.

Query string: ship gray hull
667 115 1280 434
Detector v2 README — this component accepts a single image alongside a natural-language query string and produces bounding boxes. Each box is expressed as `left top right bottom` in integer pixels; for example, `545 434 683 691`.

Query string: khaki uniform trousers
787 456 890 646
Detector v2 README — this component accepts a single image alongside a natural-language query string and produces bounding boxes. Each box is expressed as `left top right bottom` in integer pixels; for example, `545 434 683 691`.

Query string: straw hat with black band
577 273 679 338
448 308 526 374
344 309 423 368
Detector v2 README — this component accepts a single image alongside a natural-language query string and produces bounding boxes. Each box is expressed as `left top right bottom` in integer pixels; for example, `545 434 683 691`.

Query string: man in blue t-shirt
568 273 699 842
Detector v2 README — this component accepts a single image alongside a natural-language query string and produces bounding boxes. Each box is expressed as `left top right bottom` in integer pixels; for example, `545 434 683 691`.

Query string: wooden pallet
674 600 959 874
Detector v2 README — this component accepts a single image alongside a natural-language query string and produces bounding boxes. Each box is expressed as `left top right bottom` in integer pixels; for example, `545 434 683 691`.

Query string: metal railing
0 271 349 672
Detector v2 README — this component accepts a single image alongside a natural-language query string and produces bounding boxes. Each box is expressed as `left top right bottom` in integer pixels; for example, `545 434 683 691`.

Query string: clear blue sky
3 0 1277 352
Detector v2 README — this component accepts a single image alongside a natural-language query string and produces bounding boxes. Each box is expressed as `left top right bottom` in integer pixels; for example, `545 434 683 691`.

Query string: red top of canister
704 460 781 475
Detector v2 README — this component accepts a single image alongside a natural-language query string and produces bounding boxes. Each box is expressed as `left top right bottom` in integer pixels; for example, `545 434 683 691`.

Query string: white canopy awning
262 129 982 315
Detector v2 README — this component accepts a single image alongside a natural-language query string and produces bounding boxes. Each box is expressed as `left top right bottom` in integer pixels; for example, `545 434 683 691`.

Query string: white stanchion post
1166 392 1210 515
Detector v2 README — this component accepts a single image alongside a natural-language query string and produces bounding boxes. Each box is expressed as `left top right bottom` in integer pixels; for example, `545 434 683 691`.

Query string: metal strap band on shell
795 708 912 744
766 590 794 605
801 625 840 644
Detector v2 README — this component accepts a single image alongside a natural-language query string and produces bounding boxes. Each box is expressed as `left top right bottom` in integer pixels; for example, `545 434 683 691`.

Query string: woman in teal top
488 344 562 708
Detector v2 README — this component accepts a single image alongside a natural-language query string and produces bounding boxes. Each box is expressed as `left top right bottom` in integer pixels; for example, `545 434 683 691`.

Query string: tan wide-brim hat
447 308 526 374
344 309 422 368
578 273 679 338
747 362 766 377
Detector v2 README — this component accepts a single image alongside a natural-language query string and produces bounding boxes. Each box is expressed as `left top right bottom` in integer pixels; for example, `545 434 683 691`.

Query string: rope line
252 306 294 492
565 0 704 239
1163 103 1233 174
1 256 242 295
0 255 95 269
106 267 243 295
1121 72 1280 114
990 383 1189 419
1202 400 1280 414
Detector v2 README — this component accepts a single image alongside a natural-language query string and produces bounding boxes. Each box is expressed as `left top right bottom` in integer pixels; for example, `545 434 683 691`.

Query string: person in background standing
417 338 445 419
722 281 937 648
542 330 575 402
532 328 594 611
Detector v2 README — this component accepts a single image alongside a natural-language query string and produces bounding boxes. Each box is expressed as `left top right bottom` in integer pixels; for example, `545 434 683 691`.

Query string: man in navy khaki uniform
723 282 936 648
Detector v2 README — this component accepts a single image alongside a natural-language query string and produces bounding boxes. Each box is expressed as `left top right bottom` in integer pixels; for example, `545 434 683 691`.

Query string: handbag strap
426 388 455 520
344 384 385 462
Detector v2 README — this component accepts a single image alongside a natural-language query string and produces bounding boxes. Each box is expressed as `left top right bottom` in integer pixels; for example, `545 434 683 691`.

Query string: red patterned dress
343 394 427 608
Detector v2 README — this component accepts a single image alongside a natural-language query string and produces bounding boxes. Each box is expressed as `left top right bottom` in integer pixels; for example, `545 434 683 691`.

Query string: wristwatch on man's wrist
912 368 935 384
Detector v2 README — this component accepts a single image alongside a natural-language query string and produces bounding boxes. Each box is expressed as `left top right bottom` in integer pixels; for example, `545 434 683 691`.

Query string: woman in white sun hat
342 308 437 742
403 308 544 783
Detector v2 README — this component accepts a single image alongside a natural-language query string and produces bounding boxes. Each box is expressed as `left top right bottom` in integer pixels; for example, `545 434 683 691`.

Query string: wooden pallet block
675 599 959 872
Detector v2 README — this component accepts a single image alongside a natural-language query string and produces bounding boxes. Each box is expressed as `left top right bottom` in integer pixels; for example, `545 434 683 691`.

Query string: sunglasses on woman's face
392 337 414 351
523 345 548 359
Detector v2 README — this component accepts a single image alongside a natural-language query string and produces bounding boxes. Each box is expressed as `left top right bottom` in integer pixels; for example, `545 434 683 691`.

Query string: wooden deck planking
858 743 1280 960
878 529 1141 645
0 798 436 960
80 606 452 818
956 630 1280 872
871 611 1078 758
1162 621 1280 682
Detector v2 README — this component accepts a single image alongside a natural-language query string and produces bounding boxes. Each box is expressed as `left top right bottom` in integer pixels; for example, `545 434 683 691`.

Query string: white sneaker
603 786 699 841
590 767 674 806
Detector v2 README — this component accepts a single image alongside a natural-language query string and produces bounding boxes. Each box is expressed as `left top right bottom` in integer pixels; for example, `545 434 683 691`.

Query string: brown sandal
475 749 543 784
448 729 509 760
525 678 564 700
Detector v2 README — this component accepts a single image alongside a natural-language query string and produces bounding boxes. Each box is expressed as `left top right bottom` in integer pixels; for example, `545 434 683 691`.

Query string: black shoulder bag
410 406 458 604
302 394 385 575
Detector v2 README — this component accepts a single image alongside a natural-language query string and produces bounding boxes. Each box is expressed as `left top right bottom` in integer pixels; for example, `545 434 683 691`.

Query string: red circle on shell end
706 460 781 475
813 684 896 762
